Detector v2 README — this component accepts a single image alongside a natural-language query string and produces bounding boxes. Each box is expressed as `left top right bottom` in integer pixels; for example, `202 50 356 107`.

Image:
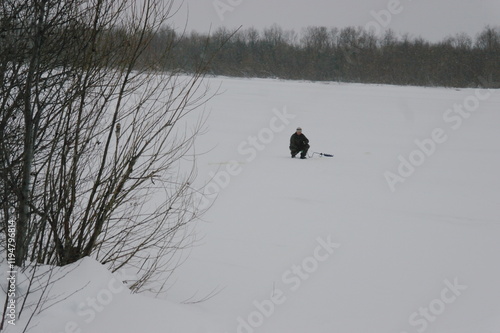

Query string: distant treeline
146 25 500 88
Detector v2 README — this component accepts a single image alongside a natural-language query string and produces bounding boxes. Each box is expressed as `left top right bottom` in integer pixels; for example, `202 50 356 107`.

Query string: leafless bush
1 0 227 305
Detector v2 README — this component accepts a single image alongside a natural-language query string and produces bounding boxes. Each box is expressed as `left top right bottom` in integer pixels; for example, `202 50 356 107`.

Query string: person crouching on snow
290 127 310 159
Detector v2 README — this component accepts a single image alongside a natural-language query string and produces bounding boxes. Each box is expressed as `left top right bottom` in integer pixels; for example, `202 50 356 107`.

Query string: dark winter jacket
290 133 310 151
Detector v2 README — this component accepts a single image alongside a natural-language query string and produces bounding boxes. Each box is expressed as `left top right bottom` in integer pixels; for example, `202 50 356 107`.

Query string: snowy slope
4 77 500 333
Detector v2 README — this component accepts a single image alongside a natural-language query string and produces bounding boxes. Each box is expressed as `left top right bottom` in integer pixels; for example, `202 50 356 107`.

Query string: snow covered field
4 77 500 333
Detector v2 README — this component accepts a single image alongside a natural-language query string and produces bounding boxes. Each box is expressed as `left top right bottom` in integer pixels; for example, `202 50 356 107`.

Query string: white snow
3 77 500 333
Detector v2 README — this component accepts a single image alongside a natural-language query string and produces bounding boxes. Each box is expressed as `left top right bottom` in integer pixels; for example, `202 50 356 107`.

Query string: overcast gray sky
168 0 499 41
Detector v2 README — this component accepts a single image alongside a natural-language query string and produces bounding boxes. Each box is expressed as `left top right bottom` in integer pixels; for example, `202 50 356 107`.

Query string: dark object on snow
309 152 334 158
290 127 310 159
